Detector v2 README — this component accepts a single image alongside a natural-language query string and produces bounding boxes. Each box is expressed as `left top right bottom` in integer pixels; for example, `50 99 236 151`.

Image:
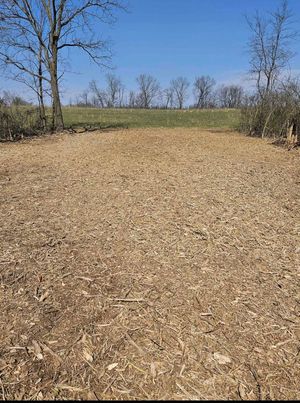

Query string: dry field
0 128 299 400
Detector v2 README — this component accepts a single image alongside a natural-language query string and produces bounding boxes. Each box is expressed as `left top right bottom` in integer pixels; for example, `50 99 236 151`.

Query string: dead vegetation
0 128 299 400
0 105 42 141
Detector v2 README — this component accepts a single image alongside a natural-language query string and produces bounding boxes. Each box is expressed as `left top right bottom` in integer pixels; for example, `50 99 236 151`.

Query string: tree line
71 74 244 110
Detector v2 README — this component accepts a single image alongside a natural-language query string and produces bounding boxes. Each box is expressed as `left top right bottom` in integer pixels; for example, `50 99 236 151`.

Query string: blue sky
1 0 300 103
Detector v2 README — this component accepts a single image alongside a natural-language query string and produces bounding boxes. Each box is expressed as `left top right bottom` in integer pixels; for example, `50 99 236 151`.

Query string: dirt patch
0 128 299 400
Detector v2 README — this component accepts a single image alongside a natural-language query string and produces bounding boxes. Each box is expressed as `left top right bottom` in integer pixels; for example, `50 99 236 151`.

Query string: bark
49 45 64 131
287 123 298 146
38 48 47 131
50 72 64 130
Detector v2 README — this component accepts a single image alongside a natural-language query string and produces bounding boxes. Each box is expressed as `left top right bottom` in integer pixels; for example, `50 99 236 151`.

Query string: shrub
0 105 42 141
240 83 300 146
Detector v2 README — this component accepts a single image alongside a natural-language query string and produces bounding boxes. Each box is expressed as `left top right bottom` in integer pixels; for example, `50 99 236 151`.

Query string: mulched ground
0 128 299 400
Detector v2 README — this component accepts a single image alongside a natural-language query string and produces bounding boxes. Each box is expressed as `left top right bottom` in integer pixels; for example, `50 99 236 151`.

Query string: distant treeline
70 74 245 110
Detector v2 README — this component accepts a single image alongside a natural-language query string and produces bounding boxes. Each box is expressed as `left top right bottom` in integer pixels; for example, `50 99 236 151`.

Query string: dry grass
0 128 299 400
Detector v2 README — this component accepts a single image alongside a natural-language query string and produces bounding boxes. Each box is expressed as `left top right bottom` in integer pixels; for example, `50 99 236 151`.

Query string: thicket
0 104 43 141
240 82 300 146
240 0 299 147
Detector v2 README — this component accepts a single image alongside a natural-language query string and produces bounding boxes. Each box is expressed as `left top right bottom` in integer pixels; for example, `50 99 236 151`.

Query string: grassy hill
62 107 240 130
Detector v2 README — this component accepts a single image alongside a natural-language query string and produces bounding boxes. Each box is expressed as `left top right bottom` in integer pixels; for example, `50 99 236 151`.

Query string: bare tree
242 0 299 141
170 77 189 109
117 85 125 108
0 1 124 130
1 91 31 106
128 91 136 108
0 6 49 129
247 0 296 99
136 74 160 108
14 47 49 130
162 88 174 109
105 74 124 108
218 85 244 108
89 80 107 108
193 75 215 109
77 90 91 107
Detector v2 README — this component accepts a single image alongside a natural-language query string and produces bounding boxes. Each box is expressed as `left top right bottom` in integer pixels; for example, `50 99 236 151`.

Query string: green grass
62 107 240 130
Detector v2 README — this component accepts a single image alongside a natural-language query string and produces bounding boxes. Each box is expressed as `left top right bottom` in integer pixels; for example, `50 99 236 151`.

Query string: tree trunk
50 72 64 130
287 122 298 146
38 46 46 131
49 44 64 131
37 91 47 131
38 55 47 131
